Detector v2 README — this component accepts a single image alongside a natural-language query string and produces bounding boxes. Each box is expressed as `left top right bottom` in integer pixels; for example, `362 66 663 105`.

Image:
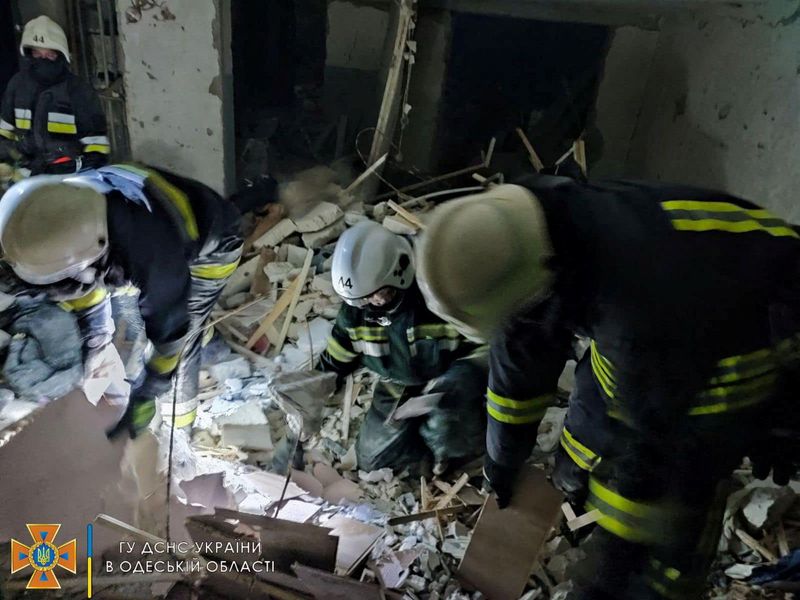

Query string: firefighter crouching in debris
317 221 488 475
415 177 800 600
0 164 242 437
0 16 110 175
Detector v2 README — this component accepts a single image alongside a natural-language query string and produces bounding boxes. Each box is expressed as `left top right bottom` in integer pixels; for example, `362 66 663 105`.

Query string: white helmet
416 184 555 339
0 175 108 285
331 221 415 306
20 16 70 63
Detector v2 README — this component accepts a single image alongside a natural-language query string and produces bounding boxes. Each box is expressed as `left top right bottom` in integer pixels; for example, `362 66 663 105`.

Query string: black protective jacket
487 175 800 470
0 64 109 173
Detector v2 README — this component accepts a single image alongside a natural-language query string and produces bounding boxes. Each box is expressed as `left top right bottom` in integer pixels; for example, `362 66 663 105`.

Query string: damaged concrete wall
324 1 390 144
594 1 800 220
116 0 234 195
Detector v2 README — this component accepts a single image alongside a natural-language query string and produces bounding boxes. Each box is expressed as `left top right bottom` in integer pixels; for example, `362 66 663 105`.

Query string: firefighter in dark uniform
318 221 488 474
0 164 242 437
415 178 800 599
0 16 110 174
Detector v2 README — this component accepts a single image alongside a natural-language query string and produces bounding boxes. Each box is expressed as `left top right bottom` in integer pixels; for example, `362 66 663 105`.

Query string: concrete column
116 0 234 195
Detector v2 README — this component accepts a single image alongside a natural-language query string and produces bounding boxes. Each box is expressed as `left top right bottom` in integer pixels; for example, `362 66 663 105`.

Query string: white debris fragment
536 406 567 453
340 444 357 471
284 244 309 267
724 563 756 580
207 357 252 383
311 272 336 297
359 468 394 483
302 218 347 249
741 485 796 530
382 214 417 235
222 255 261 297
265 261 298 284
373 201 388 221
441 537 469 560
292 201 345 233
253 218 298 249
345 211 368 226
295 318 333 354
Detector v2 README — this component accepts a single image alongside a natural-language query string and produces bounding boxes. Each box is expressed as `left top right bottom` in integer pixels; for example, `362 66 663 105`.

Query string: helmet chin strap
364 289 405 325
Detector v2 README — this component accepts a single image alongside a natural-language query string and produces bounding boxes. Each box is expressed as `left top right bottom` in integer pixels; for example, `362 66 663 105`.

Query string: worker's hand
483 456 518 509
106 392 156 440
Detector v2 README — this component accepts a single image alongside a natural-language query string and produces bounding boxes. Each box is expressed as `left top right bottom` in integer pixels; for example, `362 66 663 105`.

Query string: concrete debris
207 356 252 384
284 243 310 267
222 255 262 297
382 214 418 235
536 406 568 454
359 468 395 483
265 261 298 283
253 217 298 249
292 201 345 233
741 485 795 531
345 211 369 226
302 217 347 249
311 272 336 297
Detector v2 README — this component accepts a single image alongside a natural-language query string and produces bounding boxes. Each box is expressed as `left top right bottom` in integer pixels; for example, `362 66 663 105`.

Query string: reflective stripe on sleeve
486 388 553 424
60 288 108 312
560 426 602 471
190 260 240 280
325 336 358 363
661 200 798 239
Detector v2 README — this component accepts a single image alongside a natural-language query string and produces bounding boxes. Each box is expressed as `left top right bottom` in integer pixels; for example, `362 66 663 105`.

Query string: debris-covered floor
2 162 796 599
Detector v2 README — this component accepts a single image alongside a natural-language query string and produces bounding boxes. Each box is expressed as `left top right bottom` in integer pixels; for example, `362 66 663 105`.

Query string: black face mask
25 55 68 85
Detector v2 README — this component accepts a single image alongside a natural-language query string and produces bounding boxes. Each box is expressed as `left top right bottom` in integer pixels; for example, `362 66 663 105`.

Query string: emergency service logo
11 524 77 589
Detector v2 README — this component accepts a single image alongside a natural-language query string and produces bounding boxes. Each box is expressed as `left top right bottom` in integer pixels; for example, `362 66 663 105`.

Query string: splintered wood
458 466 564 600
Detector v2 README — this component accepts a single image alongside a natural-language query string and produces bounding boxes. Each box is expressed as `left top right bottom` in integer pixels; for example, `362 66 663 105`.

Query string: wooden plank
94 513 164 545
777 522 790 557
344 153 388 195
515 127 544 172
274 249 314 353
342 374 354 442
573 138 587 175
560 502 577 522
357 0 415 203
735 528 777 562
458 466 564 600
244 204 286 253
386 505 470 526
420 476 430 511
247 276 303 348
293 564 403 600
566 508 602 531
387 200 425 230
435 473 469 510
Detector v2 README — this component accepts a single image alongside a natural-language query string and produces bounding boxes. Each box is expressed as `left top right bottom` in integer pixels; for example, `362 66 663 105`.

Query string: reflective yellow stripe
688 394 769 416
708 361 775 385
60 288 108 312
662 200 771 214
84 144 111 154
560 427 601 471
590 342 616 398
486 388 552 411
47 121 78 134
15 119 31 129
171 409 197 428
201 325 215 347
407 323 460 342
700 371 778 398
716 346 774 368
147 170 199 240
588 477 655 519
487 403 541 424
190 260 240 280
346 326 388 342
0 128 15 140
148 352 180 375
326 337 357 363
670 218 798 238
585 501 647 542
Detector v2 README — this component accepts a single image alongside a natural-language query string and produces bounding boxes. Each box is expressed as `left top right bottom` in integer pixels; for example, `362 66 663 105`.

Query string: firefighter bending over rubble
0 164 242 437
415 175 800 600
317 221 488 475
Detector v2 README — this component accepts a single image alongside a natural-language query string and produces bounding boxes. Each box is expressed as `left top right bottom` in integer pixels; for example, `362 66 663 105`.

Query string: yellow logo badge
11 524 77 589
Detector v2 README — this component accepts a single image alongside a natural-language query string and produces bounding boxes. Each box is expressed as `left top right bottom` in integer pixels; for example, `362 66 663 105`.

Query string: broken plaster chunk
345 211 368 226
359 468 394 483
222 255 261 297
313 462 344 487
311 272 336 297
207 356 251 383
741 485 796 530
382 214 417 235
372 201 388 221
322 478 363 505
284 244 309 267
292 201 345 233
302 218 347 249
265 261 298 284
253 218 298 249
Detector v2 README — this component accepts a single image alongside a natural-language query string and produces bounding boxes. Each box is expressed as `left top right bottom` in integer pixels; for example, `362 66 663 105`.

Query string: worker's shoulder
2 71 26 96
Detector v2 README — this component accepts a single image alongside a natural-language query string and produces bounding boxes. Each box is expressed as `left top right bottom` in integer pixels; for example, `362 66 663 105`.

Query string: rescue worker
0 16 110 174
415 177 800 599
0 163 242 437
318 221 488 474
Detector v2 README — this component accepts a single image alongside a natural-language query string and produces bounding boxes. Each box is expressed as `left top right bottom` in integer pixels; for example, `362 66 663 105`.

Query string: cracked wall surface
116 0 232 194
594 0 800 220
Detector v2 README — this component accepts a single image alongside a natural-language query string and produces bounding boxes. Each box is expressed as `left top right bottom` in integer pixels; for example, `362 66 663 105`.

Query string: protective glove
482 455 519 509
106 370 171 440
751 429 800 486
106 392 156 440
